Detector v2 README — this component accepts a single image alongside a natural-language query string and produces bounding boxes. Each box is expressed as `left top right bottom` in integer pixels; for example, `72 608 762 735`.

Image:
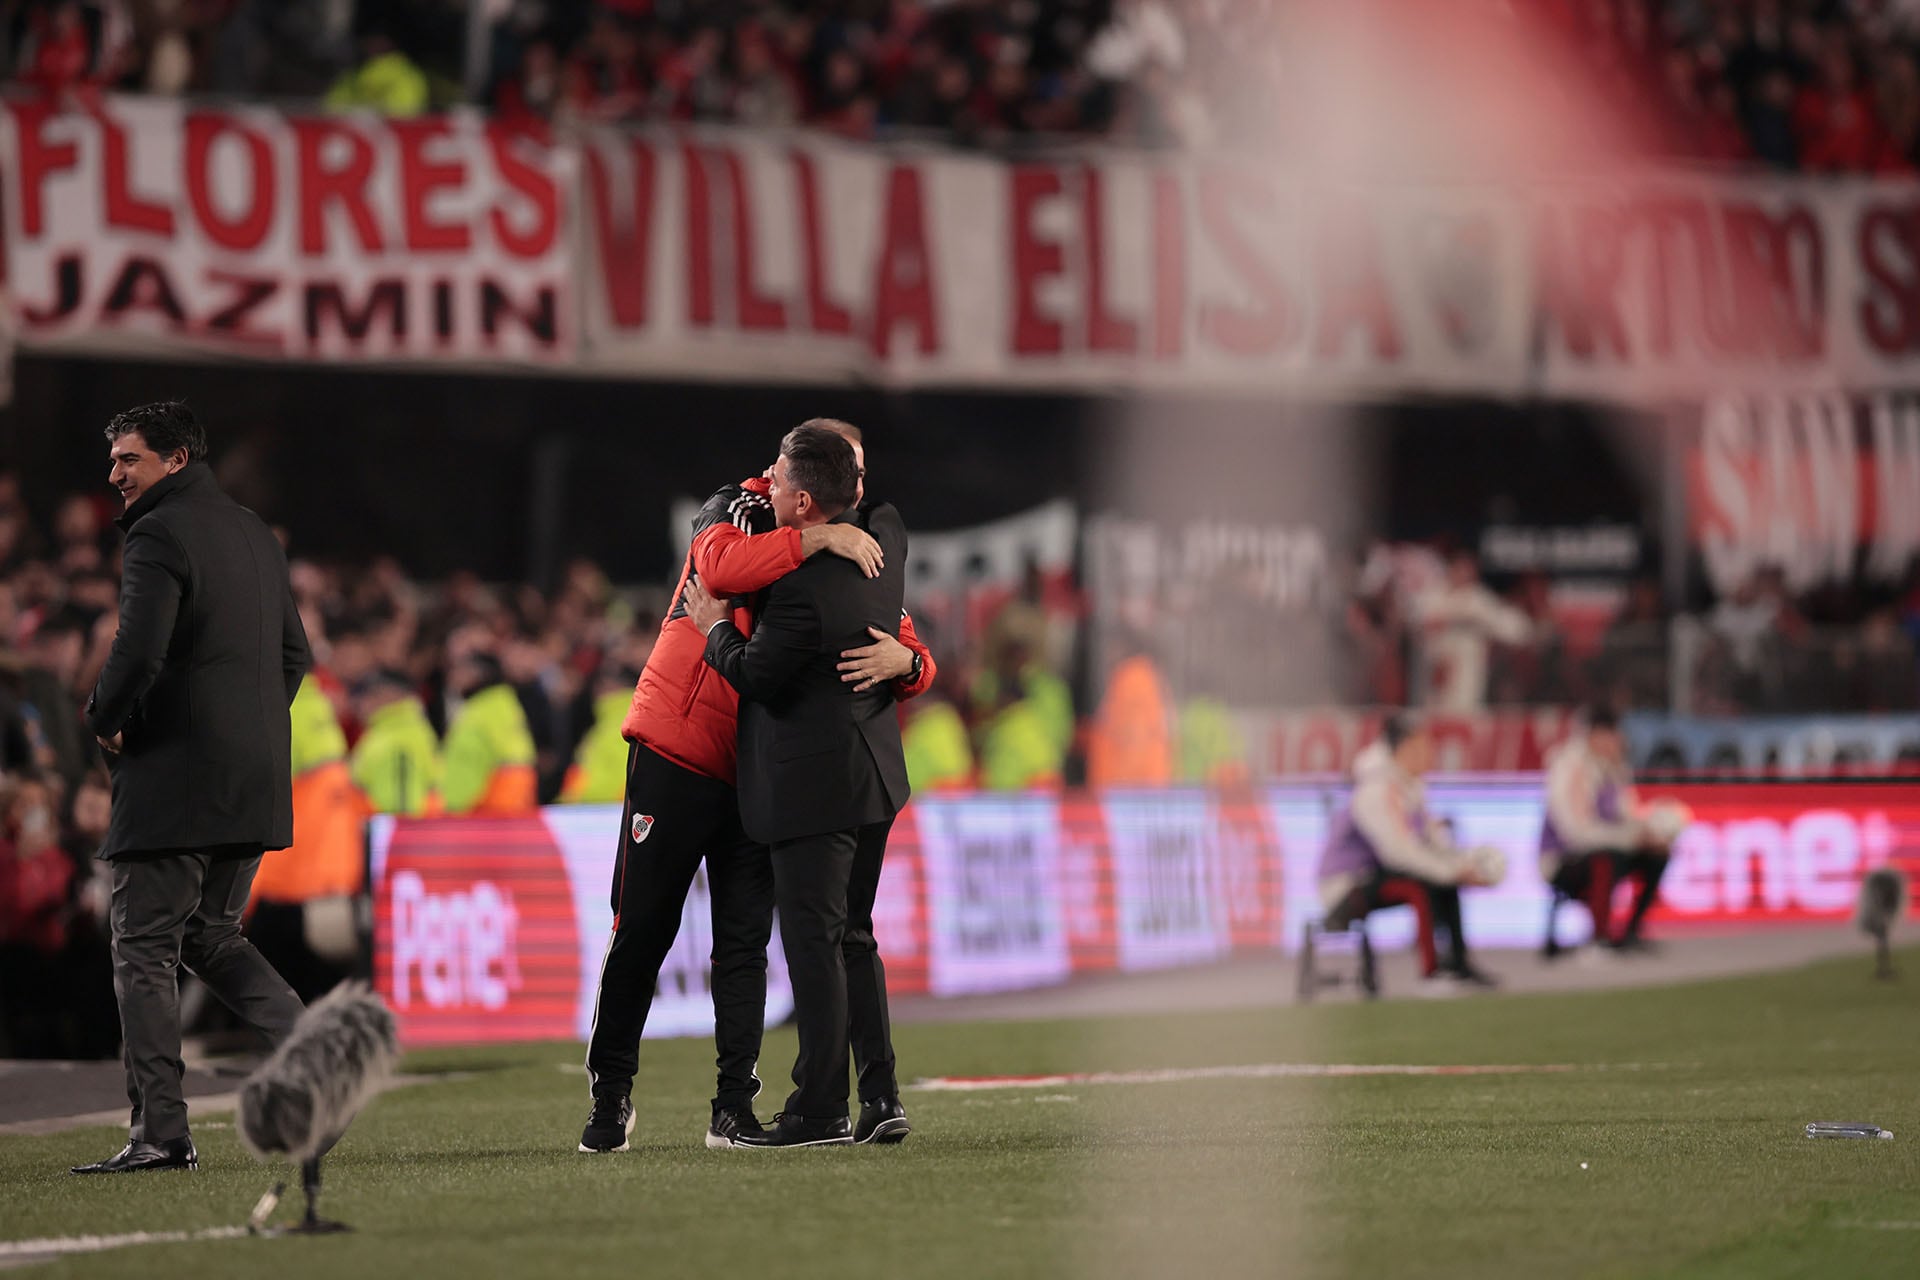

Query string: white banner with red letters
569 135 1920 395
17 98 1920 395
574 128 1534 392
0 96 572 364
1686 390 1920 598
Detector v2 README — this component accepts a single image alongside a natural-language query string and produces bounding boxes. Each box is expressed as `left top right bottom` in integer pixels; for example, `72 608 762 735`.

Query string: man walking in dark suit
685 424 911 1148
70 402 309 1175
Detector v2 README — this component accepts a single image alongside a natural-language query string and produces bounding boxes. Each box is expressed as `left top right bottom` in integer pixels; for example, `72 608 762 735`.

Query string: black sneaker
705 1106 766 1150
732 1112 853 1149
578 1094 634 1153
854 1097 911 1145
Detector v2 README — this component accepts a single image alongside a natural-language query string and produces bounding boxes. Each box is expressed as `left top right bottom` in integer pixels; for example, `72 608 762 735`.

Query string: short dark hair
459 651 506 692
1382 712 1423 749
799 417 862 445
1586 704 1620 732
355 667 416 699
104 401 207 463
779 424 858 517
328 615 373 644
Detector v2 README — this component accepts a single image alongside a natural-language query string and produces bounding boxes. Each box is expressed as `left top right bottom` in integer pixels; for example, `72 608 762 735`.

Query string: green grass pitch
3 949 1917 1278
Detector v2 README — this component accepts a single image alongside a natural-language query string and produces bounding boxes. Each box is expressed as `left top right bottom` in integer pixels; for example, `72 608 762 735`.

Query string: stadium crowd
7 0 1920 163
0 0 1230 147
2 458 1918 1052
1570 0 1920 170
1333 545 1920 716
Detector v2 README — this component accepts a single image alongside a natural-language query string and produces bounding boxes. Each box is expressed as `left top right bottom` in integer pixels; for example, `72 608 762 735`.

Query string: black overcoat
86 463 310 859
704 503 911 845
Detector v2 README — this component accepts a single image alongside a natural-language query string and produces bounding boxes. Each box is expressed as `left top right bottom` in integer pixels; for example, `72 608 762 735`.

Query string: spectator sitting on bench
1539 705 1671 959
1316 715 1497 994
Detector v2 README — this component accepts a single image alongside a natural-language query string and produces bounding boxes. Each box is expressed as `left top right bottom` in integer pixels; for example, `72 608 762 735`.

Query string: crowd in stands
1335 543 1920 716
1693 563 1920 712
1547 0 1920 171
10 0 1920 164
0 0 1207 147
4 455 1920 1050
0 458 1091 1053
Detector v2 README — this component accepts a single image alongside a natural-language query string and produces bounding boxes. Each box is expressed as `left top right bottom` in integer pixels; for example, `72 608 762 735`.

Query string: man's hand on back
838 627 914 692
684 578 730 634
802 524 884 578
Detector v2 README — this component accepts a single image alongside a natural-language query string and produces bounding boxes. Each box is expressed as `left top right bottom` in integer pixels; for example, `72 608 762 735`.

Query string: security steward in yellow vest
561 666 642 804
441 651 539 815
902 694 975 792
351 668 442 816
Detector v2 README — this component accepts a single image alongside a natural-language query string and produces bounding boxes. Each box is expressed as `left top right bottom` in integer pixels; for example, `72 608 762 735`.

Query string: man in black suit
685 424 911 1148
71 402 309 1175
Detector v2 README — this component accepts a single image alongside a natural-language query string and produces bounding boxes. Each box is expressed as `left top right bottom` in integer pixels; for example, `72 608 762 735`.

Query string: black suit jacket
704 503 911 844
87 463 310 859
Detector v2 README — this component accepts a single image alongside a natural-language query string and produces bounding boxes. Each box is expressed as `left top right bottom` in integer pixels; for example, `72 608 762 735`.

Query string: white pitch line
909 1063 1583 1092
0 1226 251 1268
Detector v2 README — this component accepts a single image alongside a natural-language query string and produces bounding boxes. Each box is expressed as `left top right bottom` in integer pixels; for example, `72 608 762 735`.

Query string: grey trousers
110 847 304 1142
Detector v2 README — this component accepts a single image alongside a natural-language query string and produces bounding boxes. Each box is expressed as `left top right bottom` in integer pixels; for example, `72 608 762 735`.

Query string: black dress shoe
733 1113 852 1149
71 1136 198 1175
705 1105 767 1149
854 1097 911 1145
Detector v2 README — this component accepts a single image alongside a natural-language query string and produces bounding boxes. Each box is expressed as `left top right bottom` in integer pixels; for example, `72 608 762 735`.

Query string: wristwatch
905 651 924 684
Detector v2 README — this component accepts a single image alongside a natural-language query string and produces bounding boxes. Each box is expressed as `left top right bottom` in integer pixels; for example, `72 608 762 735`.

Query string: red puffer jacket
621 477 935 784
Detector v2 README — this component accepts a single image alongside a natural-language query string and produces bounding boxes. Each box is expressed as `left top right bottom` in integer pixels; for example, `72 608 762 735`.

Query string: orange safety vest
1086 655 1175 788
252 759 367 903
473 763 539 815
